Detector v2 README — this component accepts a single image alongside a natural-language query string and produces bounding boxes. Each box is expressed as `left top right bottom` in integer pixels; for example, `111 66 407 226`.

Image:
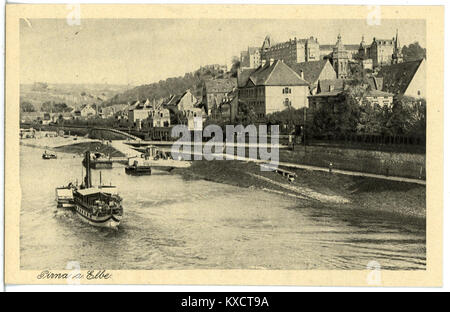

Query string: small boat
55 184 75 209
42 150 57 159
125 159 152 176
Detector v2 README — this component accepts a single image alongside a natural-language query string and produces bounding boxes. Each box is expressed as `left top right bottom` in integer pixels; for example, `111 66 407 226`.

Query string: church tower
392 29 403 64
332 34 349 79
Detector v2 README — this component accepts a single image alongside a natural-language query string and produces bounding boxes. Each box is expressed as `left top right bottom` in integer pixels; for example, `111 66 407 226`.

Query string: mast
84 151 92 188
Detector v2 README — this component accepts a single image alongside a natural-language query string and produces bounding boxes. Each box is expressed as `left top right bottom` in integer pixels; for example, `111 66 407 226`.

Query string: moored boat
125 159 152 176
42 150 57 159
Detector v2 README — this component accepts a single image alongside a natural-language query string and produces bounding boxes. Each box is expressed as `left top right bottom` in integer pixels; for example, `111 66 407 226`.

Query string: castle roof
376 59 424 95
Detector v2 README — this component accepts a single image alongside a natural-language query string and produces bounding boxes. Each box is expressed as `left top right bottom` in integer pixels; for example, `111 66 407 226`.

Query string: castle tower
332 34 349 79
357 35 367 60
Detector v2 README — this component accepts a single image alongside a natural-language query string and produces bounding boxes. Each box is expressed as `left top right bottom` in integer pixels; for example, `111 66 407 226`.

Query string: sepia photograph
4 4 444 287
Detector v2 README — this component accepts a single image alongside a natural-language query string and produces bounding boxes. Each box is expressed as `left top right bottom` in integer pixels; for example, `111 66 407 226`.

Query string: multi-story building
358 31 403 68
202 78 237 116
238 59 310 118
240 47 261 69
260 35 320 66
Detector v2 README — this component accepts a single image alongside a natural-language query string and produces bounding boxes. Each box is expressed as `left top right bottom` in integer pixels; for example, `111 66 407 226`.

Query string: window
283 87 291 94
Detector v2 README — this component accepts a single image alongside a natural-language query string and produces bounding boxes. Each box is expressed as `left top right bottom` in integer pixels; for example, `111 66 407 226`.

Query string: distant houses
308 78 394 112
80 104 97 118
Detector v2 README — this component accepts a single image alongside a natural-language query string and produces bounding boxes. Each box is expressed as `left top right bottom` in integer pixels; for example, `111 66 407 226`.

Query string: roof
290 60 332 85
76 188 102 196
76 186 118 196
247 60 309 87
366 90 394 97
320 44 335 51
309 90 344 97
376 59 424 95
237 68 255 88
317 79 346 93
248 47 260 54
204 78 237 93
367 76 384 91
345 44 360 51
320 44 360 51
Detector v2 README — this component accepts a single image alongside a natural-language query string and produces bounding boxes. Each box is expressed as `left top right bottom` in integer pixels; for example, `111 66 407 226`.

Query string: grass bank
54 142 125 157
174 160 426 221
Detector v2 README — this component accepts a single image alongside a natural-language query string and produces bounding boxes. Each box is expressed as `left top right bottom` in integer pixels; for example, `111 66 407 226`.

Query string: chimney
269 58 274 66
261 59 267 67
300 70 304 80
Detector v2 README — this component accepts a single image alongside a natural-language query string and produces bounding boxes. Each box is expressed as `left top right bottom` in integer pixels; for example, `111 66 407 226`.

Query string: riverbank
174 160 426 222
20 137 125 157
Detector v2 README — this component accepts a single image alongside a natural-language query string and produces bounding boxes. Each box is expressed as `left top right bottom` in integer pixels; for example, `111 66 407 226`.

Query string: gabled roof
290 60 333 85
317 79 346 93
237 68 255 88
248 60 309 87
204 78 237 93
376 59 424 95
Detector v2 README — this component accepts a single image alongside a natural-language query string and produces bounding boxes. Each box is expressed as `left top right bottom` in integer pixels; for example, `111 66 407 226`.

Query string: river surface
20 145 426 270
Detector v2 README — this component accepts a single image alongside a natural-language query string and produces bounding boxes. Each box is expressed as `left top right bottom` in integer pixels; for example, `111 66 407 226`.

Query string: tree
230 59 241 78
235 101 259 126
402 42 426 62
41 101 54 112
20 101 35 112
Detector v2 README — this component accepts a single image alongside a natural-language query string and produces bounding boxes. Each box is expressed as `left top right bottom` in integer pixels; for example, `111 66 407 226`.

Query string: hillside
105 66 233 105
20 83 131 112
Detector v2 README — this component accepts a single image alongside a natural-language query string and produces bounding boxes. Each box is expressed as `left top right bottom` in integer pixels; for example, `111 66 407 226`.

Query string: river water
20 145 426 270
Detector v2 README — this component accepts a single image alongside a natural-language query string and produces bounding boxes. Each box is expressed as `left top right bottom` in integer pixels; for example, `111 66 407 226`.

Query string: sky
20 18 426 86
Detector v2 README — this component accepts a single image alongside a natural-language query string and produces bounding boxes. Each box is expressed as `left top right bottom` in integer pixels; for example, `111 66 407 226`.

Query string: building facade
260 35 320 66
240 47 261 69
238 59 310 118
202 78 237 115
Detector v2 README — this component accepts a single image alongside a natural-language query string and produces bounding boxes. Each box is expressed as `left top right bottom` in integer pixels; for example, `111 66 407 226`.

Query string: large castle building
261 35 321 66
358 30 403 67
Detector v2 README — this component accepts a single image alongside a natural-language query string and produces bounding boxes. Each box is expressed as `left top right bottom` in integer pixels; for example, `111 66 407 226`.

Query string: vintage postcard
4 4 443 286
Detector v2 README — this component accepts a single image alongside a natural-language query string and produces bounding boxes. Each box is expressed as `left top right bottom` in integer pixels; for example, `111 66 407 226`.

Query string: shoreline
20 138 425 222
173 160 426 222
20 136 126 157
